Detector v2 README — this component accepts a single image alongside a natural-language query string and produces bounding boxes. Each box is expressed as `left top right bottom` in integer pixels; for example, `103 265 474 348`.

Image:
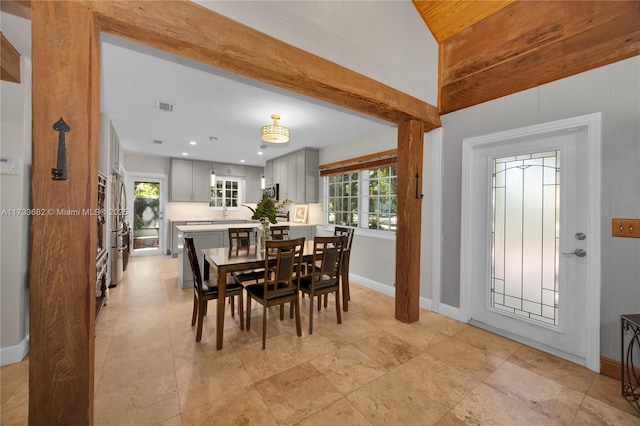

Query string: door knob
562 248 586 257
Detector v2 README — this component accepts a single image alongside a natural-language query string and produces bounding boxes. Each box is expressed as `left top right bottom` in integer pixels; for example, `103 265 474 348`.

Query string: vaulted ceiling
3 1 640 117
412 0 640 114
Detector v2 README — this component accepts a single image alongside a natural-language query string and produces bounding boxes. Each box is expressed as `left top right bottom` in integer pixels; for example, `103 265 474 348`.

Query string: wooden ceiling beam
1 32 21 83
88 0 440 131
0 0 31 20
438 1 640 113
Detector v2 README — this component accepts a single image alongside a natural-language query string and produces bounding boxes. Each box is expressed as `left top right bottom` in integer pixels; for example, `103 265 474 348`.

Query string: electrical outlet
612 218 640 238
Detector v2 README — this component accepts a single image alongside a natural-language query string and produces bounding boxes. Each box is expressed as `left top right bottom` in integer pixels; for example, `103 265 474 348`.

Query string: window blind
319 149 397 177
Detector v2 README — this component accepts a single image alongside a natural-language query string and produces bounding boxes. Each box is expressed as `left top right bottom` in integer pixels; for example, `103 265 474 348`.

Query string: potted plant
244 196 290 250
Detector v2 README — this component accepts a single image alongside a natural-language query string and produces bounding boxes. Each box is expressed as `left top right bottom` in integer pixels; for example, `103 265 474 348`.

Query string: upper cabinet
170 159 211 202
171 158 264 203
244 166 264 203
266 148 319 203
211 162 245 177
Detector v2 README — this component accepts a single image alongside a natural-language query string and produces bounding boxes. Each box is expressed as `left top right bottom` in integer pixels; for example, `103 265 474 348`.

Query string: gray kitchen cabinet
211 162 245 177
244 165 264 203
265 148 319 203
265 160 273 185
170 159 211 202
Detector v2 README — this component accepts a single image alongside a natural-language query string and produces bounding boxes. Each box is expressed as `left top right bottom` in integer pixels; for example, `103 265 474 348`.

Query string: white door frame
126 172 169 256
460 112 602 371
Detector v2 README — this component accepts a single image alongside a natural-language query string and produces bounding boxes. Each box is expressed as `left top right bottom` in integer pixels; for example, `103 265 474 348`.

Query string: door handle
562 248 586 257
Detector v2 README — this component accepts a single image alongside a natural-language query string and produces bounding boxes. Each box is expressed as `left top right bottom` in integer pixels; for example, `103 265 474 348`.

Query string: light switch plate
0 157 18 175
612 218 640 238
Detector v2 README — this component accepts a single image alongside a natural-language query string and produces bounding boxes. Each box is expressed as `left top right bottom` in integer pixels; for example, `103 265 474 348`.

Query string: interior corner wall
440 56 640 361
0 56 32 363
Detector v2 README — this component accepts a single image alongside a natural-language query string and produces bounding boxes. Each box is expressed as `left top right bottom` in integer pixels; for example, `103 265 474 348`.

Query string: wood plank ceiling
413 0 640 114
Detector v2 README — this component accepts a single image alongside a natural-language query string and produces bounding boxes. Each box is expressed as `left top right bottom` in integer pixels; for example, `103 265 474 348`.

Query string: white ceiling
100 34 391 168
2 2 436 170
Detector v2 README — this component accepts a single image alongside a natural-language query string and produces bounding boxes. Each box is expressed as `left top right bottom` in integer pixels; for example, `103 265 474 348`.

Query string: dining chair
270 224 290 240
327 226 354 310
228 227 265 285
299 235 346 334
245 237 305 349
184 237 244 342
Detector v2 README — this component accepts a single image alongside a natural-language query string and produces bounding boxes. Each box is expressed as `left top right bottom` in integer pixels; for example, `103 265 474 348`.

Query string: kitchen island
176 222 316 288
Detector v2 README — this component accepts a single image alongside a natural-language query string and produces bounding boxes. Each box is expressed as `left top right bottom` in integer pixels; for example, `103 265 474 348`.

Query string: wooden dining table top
201 239 349 350
202 240 316 272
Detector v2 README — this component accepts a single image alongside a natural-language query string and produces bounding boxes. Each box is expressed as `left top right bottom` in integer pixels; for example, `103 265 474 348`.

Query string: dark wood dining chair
184 237 244 342
331 226 354 310
270 225 290 240
299 235 346 334
245 237 305 349
228 227 265 285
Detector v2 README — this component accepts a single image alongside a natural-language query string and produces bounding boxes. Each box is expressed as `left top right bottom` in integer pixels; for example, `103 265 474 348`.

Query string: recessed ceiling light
257 151 264 155
240 159 245 163
189 141 197 145
181 152 188 156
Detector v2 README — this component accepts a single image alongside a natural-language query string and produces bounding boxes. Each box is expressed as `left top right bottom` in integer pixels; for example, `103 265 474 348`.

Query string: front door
460 113 601 370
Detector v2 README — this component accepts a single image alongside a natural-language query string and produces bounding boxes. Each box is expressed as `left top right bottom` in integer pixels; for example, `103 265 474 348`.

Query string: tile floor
2 255 639 425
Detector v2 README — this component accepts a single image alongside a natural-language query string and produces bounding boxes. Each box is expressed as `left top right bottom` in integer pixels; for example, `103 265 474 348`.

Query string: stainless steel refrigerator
110 172 130 287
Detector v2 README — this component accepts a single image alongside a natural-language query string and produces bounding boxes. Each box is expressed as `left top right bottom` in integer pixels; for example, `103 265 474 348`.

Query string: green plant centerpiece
244 196 290 250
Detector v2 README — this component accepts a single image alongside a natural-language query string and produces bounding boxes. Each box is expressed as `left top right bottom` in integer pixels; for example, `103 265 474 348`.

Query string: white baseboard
0 335 30 366
437 304 461 322
419 296 432 311
350 274 463 321
349 273 395 298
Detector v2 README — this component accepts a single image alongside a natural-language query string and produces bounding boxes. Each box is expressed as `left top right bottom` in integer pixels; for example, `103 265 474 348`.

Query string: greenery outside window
210 176 243 208
326 165 397 231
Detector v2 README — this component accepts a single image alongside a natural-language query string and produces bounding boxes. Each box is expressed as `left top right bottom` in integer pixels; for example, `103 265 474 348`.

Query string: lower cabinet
178 231 226 289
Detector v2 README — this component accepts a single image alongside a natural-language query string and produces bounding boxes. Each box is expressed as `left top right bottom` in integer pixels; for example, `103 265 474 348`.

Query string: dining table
202 240 316 350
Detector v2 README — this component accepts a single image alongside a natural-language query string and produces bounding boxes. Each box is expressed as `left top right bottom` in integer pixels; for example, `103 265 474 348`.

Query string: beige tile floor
2 254 640 425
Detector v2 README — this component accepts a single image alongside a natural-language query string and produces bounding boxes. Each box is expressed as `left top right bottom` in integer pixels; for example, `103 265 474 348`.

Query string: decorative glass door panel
491 151 560 326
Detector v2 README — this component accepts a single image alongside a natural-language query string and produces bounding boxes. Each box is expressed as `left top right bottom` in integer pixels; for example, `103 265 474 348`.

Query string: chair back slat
262 237 305 297
334 226 354 251
310 236 345 287
184 237 203 293
229 227 257 252
270 225 290 240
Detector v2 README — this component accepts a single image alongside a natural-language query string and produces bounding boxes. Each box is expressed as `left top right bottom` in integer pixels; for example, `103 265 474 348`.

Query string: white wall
196 0 438 106
0 53 32 363
440 56 640 360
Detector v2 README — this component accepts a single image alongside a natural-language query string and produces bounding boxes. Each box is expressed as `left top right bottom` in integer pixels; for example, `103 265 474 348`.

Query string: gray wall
440 56 640 360
0 55 32 358
319 125 437 298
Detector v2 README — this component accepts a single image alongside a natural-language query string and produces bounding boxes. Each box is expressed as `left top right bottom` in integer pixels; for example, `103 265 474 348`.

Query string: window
209 176 243 208
325 165 397 231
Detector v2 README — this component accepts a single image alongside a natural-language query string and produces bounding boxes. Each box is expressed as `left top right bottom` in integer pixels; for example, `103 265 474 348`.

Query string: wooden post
395 120 424 323
30 1 99 424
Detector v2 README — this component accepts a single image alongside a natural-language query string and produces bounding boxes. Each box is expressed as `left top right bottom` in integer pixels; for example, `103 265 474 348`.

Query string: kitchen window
209 176 243 208
324 163 397 232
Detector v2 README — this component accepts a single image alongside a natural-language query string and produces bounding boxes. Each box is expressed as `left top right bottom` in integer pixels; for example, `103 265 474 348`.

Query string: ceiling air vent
155 101 175 112
152 139 163 145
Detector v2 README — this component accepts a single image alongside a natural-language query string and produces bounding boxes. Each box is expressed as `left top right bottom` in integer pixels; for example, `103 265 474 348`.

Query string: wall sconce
261 175 266 189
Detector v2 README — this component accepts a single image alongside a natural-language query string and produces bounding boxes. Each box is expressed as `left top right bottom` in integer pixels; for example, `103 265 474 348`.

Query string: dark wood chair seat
246 237 305 349
184 237 244 342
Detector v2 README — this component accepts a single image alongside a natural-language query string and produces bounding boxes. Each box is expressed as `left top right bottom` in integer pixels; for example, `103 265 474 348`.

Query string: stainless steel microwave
262 183 279 201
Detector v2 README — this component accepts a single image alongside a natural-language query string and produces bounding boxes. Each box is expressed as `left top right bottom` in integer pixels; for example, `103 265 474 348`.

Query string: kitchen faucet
222 203 227 218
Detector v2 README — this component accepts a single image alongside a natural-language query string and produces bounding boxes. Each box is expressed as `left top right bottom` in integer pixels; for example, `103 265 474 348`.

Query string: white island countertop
176 222 316 233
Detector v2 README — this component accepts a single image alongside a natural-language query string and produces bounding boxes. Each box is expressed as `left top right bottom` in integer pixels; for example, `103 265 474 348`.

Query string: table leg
216 266 226 350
